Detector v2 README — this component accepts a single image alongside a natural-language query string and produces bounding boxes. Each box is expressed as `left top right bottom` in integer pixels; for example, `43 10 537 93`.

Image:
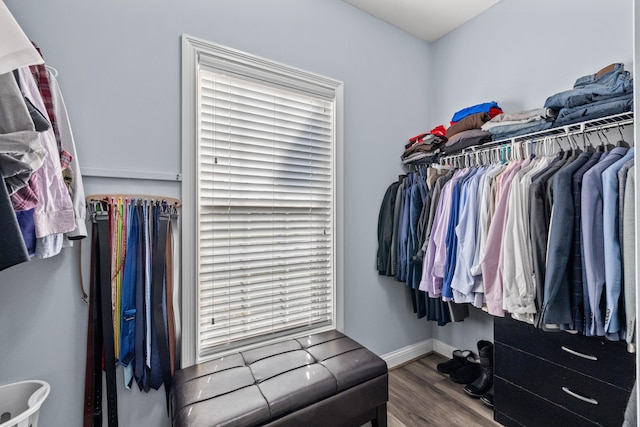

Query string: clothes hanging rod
86 194 182 208
81 167 182 182
439 111 634 165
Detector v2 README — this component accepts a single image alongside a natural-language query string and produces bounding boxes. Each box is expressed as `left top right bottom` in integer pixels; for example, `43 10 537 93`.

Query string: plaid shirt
29 44 61 154
11 173 39 211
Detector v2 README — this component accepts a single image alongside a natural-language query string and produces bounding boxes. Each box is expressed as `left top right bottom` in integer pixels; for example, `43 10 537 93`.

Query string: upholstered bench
171 330 388 427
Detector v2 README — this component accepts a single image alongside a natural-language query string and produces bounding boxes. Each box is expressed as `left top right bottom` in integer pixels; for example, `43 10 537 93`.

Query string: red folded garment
430 125 447 138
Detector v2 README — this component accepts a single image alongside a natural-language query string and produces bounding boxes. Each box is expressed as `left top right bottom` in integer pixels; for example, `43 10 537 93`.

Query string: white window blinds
196 68 336 357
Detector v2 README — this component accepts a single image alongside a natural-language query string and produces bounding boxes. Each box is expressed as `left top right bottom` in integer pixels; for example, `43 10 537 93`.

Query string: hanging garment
450 165 487 302
16 66 74 255
540 152 592 329
0 169 29 271
480 160 524 316
0 1 43 74
442 168 476 300
0 71 44 196
376 179 401 276
46 66 87 239
502 156 548 323
390 178 405 277
570 151 603 333
622 165 636 351
602 147 635 338
581 147 628 337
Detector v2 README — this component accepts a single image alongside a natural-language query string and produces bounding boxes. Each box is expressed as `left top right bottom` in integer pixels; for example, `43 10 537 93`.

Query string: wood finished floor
380 353 501 427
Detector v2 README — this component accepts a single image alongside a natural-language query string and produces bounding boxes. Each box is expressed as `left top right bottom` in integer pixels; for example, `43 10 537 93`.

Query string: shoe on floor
480 387 494 408
436 349 472 375
463 342 494 397
449 355 481 384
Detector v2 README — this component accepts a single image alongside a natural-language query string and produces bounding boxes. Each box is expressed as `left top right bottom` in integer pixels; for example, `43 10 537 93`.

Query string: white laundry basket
0 380 50 427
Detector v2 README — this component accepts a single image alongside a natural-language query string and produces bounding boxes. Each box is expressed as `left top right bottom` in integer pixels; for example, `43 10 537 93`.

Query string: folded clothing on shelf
544 63 634 127
450 101 503 125
441 129 492 154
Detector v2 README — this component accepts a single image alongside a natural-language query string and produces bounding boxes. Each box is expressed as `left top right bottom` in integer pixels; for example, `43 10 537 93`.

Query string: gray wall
428 0 634 353
0 1 433 426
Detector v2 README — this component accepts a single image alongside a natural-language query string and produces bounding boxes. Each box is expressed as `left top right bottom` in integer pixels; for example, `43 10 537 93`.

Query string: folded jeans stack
544 63 633 127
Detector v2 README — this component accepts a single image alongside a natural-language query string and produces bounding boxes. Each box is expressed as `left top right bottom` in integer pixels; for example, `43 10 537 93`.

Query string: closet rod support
81 167 182 182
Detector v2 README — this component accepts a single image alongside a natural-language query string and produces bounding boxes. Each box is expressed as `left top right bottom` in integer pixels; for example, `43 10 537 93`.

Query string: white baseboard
432 339 457 359
381 339 458 369
381 339 433 369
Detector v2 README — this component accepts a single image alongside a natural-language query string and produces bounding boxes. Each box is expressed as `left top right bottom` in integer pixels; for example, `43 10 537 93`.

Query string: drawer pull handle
562 387 598 405
561 346 597 361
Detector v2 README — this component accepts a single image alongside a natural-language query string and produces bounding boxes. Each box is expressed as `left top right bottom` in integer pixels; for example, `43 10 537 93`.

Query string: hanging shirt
481 160 524 316
420 169 464 297
470 163 506 280
16 67 75 259
442 168 476 300
46 67 87 240
451 165 488 302
502 155 547 323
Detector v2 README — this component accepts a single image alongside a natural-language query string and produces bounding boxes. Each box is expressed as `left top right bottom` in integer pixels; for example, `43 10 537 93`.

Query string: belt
83 222 101 427
83 209 119 426
98 211 119 426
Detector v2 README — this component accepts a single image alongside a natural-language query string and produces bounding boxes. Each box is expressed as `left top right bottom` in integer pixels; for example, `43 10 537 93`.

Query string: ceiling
343 0 501 43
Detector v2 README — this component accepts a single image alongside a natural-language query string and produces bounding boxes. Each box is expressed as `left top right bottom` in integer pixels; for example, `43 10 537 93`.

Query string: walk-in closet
0 1 637 426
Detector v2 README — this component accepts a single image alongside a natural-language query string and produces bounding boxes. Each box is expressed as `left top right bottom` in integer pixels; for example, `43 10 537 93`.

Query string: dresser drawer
494 377 600 427
495 343 630 426
494 316 635 390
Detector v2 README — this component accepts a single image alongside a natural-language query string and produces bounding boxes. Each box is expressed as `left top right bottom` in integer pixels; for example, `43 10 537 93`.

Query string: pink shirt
17 66 74 238
480 160 524 316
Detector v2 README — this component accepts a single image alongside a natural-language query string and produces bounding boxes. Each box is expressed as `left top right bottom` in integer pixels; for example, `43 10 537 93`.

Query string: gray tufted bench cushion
171 330 388 427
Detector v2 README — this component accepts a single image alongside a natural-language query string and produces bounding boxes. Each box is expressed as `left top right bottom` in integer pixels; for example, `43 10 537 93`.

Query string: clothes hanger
567 133 581 155
86 194 182 208
581 131 594 153
599 128 615 151
45 64 59 77
615 124 630 148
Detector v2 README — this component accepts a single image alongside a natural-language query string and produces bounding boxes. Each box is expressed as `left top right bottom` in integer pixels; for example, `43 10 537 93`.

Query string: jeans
544 63 632 110
554 93 633 126
489 120 553 141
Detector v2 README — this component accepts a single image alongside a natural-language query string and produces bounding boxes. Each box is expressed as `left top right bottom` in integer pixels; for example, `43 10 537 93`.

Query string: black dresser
494 316 636 427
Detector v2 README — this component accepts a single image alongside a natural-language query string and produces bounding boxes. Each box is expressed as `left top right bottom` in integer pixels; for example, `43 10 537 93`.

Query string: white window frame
181 34 344 367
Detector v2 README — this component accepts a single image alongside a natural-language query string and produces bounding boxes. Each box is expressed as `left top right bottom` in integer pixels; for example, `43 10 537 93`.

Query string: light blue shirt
602 147 634 339
451 166 487 301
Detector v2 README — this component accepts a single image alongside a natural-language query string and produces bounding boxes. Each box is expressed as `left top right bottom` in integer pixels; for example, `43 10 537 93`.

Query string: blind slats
196 67 335 356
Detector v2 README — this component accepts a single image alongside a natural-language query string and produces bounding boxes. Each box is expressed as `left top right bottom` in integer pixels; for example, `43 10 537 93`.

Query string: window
181 35 344 365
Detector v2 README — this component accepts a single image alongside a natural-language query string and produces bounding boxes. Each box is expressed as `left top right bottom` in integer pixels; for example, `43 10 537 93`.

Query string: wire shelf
439 111 634 165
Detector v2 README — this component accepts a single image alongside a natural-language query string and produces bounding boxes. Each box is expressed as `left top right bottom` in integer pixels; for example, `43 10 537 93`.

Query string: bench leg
372 402 387 427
